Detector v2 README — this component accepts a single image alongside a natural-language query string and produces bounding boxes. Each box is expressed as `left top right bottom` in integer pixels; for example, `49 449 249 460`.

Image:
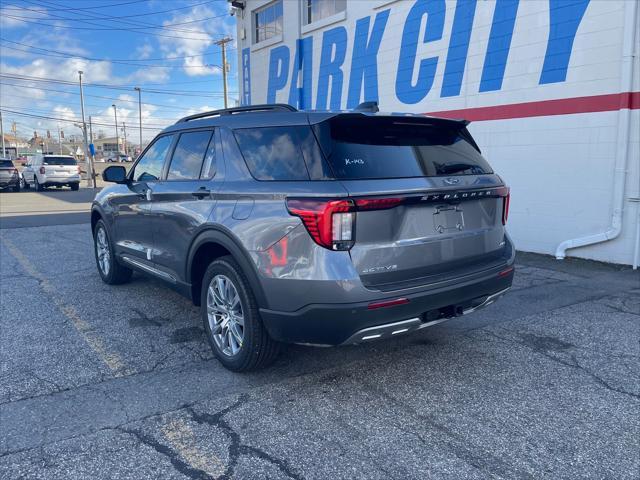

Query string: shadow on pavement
0 211 90 229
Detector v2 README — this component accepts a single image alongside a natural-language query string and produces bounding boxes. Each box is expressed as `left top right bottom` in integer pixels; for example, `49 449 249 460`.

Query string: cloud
0 4 48 30
133 44 154 60
158 4 234 77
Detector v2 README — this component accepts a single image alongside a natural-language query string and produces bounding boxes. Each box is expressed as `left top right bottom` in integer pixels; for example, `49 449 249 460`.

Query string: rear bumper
41 175 80 185
260 266 514 346
0 178 19 188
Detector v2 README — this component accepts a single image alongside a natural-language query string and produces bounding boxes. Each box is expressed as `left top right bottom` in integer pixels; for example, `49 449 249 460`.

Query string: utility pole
89 116 94 144
57 123 62 154
0 109 5 157
112 104 120 158
11 122 17 154
122 122 128 158
134 87 142 152
215 37 232 108
78 70 95 188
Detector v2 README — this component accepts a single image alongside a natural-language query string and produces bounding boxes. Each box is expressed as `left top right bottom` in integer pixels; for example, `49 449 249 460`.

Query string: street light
112 104 120 158
134 87 142 152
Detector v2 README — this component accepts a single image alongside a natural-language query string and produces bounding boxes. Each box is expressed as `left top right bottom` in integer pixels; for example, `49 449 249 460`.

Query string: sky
0 0 237 145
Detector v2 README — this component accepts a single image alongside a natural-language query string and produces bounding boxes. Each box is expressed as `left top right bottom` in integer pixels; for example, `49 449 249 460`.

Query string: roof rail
177 104 297 123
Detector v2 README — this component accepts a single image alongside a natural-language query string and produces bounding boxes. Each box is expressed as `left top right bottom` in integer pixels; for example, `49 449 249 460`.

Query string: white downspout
555 0 638 260
632 197 640 269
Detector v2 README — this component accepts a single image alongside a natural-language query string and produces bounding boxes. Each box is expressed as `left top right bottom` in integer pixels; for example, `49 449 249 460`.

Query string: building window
303 0 345 25
254 1 283 44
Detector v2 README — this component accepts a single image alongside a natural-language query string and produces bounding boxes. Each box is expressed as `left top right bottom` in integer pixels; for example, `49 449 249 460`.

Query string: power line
7 0 219 19
10 0 230 35
0 74 237 96
0 81 227 111
2 0 152 12
0 103 175 127
4 0 229 41
0 108 165 131
0 37 236 62
2 13 220 40
26 0 229 33
0 43 224 70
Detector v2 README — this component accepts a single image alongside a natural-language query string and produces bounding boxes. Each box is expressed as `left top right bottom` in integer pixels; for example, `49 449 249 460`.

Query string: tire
20 177 28 190
93 219 132 285
34 176 43 192
70 182 79 191
201 256 280 372
12 183 20 192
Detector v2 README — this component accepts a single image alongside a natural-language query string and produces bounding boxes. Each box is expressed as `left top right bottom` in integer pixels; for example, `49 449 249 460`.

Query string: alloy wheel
95 227 110 276
207 274 245 356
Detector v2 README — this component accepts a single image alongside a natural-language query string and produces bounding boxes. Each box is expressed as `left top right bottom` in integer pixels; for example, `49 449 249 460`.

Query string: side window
233 127 310 181
131 135 173 182
200 131 217 179
167 130 213 180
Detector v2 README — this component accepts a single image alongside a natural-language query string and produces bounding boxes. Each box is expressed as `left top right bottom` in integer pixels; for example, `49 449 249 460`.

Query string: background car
106 154 132 163
21 155 81 191
0 158 20 192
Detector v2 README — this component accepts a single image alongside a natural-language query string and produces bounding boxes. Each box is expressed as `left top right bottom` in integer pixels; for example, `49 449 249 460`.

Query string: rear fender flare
186 227 268 308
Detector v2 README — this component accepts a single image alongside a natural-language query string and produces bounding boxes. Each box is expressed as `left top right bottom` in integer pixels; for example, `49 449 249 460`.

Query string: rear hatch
0 160 17 182
312 114 510 290
42 156 79 176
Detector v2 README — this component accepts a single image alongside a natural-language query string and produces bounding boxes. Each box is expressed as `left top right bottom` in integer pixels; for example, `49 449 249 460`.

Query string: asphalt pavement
0 189 638 479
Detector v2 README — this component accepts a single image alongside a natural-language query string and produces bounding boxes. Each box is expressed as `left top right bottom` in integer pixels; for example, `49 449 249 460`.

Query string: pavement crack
481 330 640 401
358 378 536 479
185 394 304 480
117 427 213 480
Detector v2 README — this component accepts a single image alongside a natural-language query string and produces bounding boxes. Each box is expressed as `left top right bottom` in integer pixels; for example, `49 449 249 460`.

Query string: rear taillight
287 199 355 250
354 197 404 210
39 166 45 174
287 196 409 250
501 188 510 225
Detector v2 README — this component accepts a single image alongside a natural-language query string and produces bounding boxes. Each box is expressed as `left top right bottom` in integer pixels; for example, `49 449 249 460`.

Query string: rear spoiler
308 111 481 153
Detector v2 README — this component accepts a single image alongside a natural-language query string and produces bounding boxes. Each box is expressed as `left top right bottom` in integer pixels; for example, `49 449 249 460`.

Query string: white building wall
234 0 640 265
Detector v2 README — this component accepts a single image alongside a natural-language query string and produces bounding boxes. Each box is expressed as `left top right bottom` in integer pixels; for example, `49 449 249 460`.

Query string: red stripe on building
425 92 640 121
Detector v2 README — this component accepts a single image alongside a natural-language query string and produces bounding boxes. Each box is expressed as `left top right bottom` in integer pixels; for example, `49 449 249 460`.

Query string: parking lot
1 188 638 479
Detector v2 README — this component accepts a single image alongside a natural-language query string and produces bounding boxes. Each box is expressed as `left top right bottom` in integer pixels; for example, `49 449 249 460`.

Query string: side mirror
102 165 128 183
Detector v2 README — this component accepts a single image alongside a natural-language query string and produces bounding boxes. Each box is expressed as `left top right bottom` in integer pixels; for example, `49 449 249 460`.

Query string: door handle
192 187 211 199
137 188 152 201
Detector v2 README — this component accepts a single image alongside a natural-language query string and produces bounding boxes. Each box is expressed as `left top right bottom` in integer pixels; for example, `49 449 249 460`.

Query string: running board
120 255 177 284
341 287 510 345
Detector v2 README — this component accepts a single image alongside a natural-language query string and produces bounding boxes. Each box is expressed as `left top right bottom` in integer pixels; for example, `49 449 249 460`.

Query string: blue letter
288 37 313 109
346 10 390 109
539 0 590 84
479 0 519 92
441 0 477 97
316 26 348 110
395 0 446 104
267 45 290 103
241 48 251 105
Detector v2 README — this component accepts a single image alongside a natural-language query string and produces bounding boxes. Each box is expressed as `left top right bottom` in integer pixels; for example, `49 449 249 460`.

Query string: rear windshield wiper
437 163 478 175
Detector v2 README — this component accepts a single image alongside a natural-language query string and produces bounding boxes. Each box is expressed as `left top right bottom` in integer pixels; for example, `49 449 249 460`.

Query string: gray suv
92 104 514 371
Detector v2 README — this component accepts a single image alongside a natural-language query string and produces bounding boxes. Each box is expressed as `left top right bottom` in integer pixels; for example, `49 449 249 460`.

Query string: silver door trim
120 255 176 284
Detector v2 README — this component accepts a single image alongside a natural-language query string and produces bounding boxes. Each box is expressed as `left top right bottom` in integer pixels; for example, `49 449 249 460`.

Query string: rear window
0 160 14 168
43 157 77 166
233 126 331 181
313 116 492 179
